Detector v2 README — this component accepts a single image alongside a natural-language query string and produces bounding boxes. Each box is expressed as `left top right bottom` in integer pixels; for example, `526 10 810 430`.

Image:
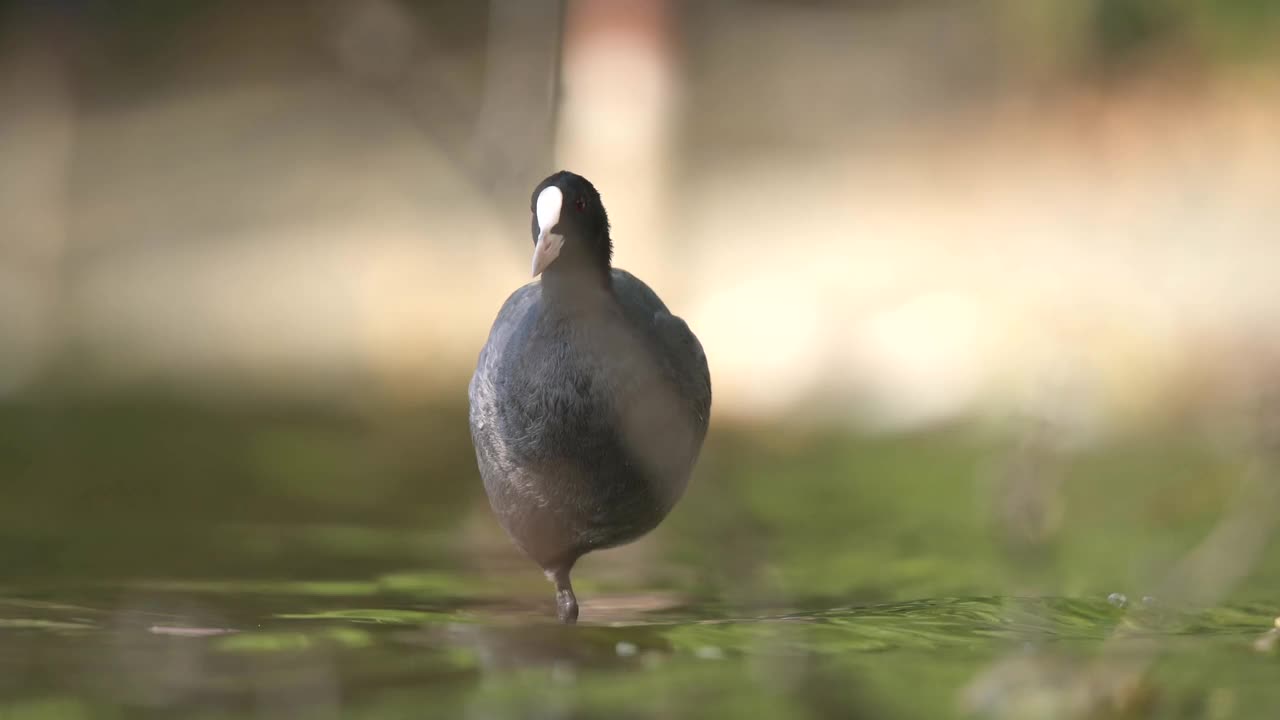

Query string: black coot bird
469 171 711 623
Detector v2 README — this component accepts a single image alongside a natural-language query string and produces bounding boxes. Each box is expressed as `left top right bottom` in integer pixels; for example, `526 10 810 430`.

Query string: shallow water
1 398 1277 718
2 586 1277 719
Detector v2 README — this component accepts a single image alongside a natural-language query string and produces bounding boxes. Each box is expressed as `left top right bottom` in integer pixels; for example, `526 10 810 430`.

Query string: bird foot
547 566 579 624
556 587 579 624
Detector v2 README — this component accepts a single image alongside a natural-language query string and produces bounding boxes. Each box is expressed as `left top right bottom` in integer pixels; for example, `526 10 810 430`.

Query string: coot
469 171 711 623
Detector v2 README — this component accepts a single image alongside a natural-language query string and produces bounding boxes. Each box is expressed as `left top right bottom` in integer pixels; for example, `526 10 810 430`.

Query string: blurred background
2 0 1279 718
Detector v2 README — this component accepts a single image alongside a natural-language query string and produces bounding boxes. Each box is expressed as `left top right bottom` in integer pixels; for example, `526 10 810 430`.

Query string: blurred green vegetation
998 0 1280 79
3 392 1275 604
1090 0 1280 63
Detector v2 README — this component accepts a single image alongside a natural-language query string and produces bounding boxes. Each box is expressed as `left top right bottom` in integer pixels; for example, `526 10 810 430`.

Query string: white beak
532 185 565 277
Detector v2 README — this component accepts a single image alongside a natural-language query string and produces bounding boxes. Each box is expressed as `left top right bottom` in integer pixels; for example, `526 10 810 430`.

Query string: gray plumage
468 171 710 622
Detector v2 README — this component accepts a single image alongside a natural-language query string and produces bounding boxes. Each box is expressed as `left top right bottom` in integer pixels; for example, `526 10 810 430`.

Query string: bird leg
547 564 579 624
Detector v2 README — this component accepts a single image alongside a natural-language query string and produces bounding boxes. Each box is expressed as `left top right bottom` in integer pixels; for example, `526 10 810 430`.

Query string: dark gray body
469 269 711 572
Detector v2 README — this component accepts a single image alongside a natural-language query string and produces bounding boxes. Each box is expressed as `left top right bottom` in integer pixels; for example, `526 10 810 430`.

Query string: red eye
575 196 587 212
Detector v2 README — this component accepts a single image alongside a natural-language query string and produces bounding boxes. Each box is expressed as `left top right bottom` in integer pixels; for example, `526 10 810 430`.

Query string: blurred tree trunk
362 0 564 228
0 6 77 392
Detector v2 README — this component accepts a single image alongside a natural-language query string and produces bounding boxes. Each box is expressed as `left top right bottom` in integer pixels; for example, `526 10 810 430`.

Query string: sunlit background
2 1 1279 717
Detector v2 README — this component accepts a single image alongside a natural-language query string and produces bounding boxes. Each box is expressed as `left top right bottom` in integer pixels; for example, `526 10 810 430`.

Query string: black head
529 171 612 278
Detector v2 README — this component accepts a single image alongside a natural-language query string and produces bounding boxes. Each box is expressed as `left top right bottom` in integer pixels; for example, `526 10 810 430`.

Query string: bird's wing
610 269 712 430
469 282 540 417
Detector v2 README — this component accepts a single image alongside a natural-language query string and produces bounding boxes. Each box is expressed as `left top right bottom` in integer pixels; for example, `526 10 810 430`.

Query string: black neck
541 258 611 297
540 232 611 294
